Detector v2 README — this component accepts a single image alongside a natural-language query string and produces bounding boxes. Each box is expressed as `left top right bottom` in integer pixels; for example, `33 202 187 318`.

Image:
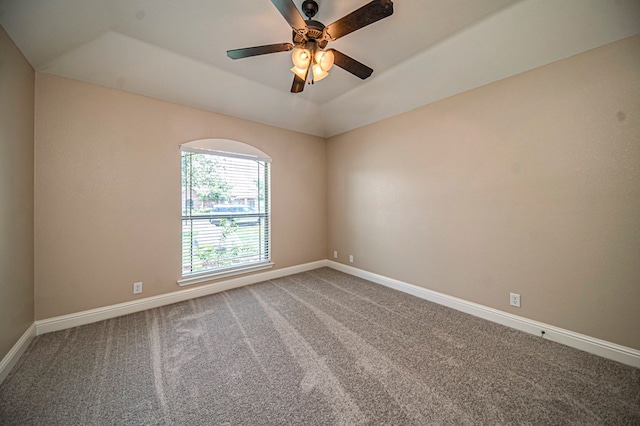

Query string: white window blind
180 140 271 281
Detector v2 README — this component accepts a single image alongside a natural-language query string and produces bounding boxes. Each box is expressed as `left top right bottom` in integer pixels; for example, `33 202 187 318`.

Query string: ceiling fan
227 0 394 93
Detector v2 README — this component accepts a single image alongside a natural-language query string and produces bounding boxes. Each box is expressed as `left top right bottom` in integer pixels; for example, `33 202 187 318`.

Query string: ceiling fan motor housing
293 19 328 48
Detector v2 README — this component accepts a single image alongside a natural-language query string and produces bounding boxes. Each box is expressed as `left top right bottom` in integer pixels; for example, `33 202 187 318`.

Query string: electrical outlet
349 254 354 263
510 292 521 307
133 282 143 294
333 250 338 259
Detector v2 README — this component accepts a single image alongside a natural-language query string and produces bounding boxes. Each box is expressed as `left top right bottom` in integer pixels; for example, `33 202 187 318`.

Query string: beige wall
34 74 326 319
0 26 35 360
27 34 640 351
327 35 640 350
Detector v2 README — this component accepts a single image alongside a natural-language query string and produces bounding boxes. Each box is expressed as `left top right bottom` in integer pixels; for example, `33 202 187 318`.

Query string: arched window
179 139 272 285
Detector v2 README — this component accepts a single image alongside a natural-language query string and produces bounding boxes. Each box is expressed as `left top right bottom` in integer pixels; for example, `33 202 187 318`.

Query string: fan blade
324 0 393 41
291 74 306 93
291 62 311 93
227 43 294 59
271 0 307 30
329 49 373 80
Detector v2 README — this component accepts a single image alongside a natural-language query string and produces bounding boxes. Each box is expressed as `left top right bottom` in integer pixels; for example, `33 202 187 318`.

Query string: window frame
178 139 273 286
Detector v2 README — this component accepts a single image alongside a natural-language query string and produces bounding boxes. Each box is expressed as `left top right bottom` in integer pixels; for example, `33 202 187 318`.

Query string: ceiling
1 0 639 137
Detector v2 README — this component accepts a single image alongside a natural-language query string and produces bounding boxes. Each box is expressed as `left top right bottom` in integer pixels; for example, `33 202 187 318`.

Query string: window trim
179 139 272 286
177 261 274 287
181 139 272 163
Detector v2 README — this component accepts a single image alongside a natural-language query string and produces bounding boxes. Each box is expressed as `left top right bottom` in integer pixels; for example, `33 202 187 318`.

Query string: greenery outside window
179 139 271 285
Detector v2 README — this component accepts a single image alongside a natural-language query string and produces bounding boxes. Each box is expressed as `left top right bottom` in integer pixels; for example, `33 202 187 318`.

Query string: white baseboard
32 259 640 369
327 261 640 369
0 323 36 385
36 260 328 335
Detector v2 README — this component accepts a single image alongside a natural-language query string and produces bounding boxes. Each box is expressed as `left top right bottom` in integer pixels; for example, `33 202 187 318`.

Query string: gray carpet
1 268 639 425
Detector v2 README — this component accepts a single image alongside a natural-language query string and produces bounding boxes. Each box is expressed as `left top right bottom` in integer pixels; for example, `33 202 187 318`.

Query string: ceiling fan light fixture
291 47 311 69
315 49 334 72
311 63 329 82
290 65 308 80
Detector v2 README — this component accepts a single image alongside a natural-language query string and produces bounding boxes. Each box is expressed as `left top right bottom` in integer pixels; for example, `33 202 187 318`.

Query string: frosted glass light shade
291 48 311 69
312 64 329 82
315 50 334 72
290 66 308 80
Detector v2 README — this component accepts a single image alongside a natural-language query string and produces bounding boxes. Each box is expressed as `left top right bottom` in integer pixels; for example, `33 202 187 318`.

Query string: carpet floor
1 268 639 425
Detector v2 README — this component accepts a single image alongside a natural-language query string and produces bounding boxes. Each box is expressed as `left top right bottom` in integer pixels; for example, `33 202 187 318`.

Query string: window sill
177 262 275 287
